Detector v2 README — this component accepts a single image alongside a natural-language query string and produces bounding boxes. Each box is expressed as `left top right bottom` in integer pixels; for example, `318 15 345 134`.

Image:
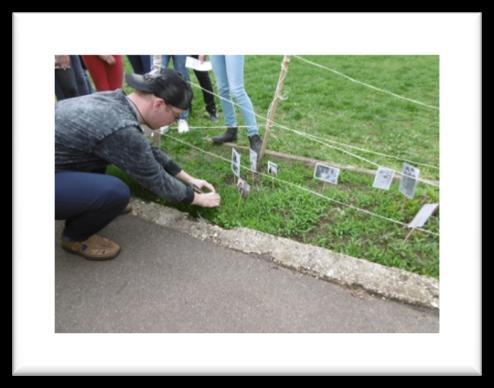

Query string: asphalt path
55 215 439 333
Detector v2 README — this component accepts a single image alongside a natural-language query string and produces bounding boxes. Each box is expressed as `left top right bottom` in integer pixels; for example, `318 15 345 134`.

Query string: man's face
163 104 183 124
148 97 184 129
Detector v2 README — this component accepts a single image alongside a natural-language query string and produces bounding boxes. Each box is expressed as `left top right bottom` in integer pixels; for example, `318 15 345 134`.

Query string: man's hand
192 192 221 208
190 178 216 193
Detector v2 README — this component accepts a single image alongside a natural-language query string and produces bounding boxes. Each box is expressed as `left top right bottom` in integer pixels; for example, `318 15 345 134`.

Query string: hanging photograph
373 167 395 190
231 148 240 178
267 161 278 176
314 163 340 184
249 149 258 172
399 163 420 199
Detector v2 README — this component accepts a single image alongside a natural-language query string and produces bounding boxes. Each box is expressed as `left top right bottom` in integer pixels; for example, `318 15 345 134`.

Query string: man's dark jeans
55 171 130 241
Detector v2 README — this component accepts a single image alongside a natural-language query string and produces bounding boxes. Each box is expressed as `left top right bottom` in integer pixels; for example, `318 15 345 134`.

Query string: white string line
187 80 439 186
163 134 439 237
184 124 439 185
286 62 440 168
187 125 252 129
188 80 438 186
161 58 438 168
186 124 439 170
275 124 439 174
294 54 440 126
262 123 439 187
273 125 440 171
293 55 440 111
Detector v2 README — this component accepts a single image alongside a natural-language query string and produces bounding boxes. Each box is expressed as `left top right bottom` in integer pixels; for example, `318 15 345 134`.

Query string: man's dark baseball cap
125 69 193 110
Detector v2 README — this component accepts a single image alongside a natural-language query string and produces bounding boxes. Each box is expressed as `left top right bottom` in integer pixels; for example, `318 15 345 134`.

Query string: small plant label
399 163 420 199
373 167 395 190
314 163 340 184
249 149 258 172
267 161 278 176
408 203 438 228
231 148 240 178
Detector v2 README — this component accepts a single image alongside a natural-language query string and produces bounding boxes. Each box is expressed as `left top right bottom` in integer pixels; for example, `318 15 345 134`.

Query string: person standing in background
190 55 218 122
202 55 263 157
127 55 152 75
158 55 191 133
55 55 91 100
82 55 124 91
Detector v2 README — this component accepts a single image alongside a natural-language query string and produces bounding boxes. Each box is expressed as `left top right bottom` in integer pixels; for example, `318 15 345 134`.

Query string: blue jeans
55 171 130 241
210 55 259 137
161 55 190 120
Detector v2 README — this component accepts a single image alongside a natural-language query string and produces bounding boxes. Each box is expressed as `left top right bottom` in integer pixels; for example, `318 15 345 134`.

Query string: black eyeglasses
165 104 182 121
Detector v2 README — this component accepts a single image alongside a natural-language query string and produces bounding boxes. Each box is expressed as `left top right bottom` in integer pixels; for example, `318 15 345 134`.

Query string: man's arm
149 144 183 176
95 128 220 208
150 145 220 207
94 129 194 204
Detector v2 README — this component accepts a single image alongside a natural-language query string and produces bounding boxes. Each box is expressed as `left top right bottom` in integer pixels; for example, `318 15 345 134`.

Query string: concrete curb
130 198 439 309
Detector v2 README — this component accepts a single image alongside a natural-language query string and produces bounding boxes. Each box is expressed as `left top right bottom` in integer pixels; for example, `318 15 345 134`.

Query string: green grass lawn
113 55 439 278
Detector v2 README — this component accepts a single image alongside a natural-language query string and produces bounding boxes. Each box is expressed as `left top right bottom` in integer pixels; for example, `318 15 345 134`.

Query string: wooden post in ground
258 55 291 168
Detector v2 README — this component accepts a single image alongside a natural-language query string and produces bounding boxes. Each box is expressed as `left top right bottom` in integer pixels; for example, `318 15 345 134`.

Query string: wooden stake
259 55 291 166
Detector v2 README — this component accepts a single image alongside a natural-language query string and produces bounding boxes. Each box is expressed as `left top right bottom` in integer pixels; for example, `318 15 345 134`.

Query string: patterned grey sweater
55 90 194 204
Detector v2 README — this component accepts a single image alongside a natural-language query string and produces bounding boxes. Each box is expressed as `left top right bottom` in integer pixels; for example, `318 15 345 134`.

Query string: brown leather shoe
61 234 121 260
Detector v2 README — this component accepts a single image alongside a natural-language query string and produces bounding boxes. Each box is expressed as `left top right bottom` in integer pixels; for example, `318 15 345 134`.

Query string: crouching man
55 69 220 260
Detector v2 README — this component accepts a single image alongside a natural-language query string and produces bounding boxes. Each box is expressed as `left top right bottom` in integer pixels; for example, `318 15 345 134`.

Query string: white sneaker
148 67 161 75
177 119 189 134
159 125 170 135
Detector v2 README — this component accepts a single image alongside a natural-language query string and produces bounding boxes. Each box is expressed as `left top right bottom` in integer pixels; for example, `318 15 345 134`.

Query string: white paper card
185 56 213 71
399 163 420 199
267 161 278 176
314 163 340 184
408 203 438 228
231 148 240 178
373 167 395 190
249 149 258 172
